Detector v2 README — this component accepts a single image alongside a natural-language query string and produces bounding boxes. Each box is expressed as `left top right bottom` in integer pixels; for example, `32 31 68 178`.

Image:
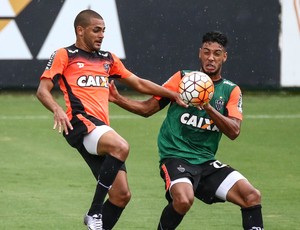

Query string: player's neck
75 41 95 53
211 75 222 81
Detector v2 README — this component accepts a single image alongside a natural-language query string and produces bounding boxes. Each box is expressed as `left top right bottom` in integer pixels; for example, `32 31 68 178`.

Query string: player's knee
110 189 131 207
173 195 194 214
244 188 261 207
119 140 130 159
120 189 131 206
111 139 130 161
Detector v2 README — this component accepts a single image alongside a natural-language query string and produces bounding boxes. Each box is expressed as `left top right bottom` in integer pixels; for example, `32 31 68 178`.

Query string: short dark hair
202 31 228 48
74 9 103 31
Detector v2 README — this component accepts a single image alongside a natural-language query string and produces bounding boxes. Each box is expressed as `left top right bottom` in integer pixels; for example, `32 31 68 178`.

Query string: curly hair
202 31 228 48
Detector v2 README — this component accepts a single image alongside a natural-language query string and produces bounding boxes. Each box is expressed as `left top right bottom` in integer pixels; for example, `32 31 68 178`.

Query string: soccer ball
178 71 214 106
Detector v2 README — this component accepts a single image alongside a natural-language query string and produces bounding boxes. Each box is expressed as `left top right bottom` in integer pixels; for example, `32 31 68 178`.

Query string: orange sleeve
40 48 68 80
154 71 182 100
226 86 243 120
109 53 133 79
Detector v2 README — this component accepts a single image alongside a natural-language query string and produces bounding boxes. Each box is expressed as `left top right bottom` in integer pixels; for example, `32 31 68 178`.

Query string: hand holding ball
179 71 214 107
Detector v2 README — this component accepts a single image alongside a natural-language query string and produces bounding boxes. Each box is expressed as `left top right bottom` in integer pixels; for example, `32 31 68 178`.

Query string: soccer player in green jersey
109 31 264 230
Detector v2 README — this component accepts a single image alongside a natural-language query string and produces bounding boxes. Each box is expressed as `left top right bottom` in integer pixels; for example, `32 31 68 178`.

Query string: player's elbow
36 87 43 101
140 112 150 118
36 87 48 103
36 79 53 101
228 129 240 140
139 108 155 118
226 118 241 140
137 99 160 117
229 133 239 140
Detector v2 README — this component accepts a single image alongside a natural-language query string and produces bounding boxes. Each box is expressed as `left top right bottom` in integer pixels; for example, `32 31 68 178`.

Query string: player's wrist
202 102 210 109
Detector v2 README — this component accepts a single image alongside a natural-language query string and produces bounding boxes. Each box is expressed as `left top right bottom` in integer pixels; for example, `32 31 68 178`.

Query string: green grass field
1 91 300 229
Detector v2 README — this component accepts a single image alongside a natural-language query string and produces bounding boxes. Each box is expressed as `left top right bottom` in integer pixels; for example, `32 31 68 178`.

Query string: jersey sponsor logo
77 62 84 68
45 51 56 70
223 80 235 86
237 93 243 113
0 0 125 60
180 113 219 132
77 75 108 88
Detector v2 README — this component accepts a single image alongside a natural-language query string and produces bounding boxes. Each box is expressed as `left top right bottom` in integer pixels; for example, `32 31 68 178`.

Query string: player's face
199 42 227 79
77 17 105 52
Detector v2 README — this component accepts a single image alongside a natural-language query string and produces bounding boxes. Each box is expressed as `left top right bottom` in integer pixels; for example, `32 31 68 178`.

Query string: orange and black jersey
41 45 132 127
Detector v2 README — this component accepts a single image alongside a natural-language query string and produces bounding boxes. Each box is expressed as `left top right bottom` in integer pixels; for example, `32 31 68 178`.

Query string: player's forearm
204 104 241 140
36 87 62 114
113 94 160 118
136 78 177 99
112 94 148 117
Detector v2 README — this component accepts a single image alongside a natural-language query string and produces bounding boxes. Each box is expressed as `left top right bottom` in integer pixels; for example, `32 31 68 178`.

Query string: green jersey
157 70 243 165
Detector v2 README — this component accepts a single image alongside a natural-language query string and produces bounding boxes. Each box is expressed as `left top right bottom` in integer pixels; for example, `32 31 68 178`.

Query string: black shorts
63 114 126 180
63 114 106 149
160 158 235 204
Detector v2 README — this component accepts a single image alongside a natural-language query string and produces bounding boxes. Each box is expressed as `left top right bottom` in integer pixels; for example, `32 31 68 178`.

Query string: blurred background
0 0 298 91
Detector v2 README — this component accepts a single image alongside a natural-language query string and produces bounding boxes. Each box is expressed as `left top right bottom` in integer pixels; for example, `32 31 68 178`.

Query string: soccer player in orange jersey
109 31 264 230
36 9 186 230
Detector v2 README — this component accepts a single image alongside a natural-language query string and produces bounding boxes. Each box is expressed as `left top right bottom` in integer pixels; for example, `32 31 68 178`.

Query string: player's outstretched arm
109 80 160 117
119 74 187 108
36 79 73 134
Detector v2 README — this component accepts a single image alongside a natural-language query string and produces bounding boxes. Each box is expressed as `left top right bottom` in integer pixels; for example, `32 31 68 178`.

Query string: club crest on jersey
103 63 110 73
77 75 108 87
215 97 225 111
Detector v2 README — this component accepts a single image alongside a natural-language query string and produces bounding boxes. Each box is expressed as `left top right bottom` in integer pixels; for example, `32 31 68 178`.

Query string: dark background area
0 0 281 90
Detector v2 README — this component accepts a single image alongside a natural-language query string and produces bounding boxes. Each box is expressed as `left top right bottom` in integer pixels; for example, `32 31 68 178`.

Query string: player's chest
62 59 112 87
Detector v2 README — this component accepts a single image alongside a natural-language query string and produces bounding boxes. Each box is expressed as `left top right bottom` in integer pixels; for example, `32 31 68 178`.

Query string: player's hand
196 101 210 110
108 80 120 103
53 107 73 135
173 92 188 108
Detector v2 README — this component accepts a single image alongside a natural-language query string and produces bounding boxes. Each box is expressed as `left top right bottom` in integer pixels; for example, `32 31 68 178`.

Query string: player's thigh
170 180 194 203
98 129 129 160
226 178 261 207
108 170 131 207
169 180 194 214
195 161 237 204
84 125 113 155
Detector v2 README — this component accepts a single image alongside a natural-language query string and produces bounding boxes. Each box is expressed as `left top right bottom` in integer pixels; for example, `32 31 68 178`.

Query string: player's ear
76 26 84 36
223 51 228 63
